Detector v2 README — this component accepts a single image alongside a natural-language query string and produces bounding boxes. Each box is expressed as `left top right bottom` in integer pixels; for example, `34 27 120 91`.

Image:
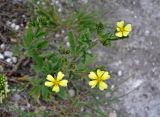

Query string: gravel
4 51 13 58
0 53 4 59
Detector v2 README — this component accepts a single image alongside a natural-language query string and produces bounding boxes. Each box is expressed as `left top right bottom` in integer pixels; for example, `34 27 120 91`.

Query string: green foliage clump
14 0 131 116
0 74 9 103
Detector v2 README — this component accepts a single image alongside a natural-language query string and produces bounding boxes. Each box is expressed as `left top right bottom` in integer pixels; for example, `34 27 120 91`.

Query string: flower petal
57 71 64 81
99 81 108 91
116 27 120 31
124 24 132 32
123 31 130 37
46 74 55 82
88 72 97 79
97 69 105 78
59 80 68 87
52 85 60 93
45 81 53 87
89 80 98 88
101 72 110 80
117 21 124 28
115 32 123 37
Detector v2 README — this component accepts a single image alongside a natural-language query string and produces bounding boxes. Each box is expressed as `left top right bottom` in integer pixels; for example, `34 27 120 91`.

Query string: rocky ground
91 0 160 117
1 0 160 117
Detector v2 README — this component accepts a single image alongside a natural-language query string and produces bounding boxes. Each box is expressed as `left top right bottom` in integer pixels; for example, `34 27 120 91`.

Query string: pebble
15 25 20 31
55 33 60 38
6 58 12 64
68 89 75 97
0 44 5 50
61 30 65 34
6 21 11 26
96 96 100 100
0 53 4 59
117 70 123 76
66 42 70 47
58 8 62 12
4 51 13 57
12 57 17 63
11 23 16 29
109 111 117 117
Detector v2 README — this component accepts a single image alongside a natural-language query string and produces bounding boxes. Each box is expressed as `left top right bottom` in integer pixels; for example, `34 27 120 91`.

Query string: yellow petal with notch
117 21 124 28
45 81 53 87
59 80 68 87
124 24 132 32
46 74 55 82
101 72 110 80
89 80 98 88
57 71 64 81
115 32 123 37
97 69 105 78
99 81 108 90
123 31 130 37
88 72 97 79
52 85 60 93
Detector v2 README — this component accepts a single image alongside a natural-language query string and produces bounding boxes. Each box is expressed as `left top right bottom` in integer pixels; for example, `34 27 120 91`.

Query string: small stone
0 53 4 59
6 58 12 64
68 89 75 97
117 70 123 76
0 44 5 50
12 57 17 63
6 21 11 26
11 23 16 29
66 42 70 47
145 30 150 36
109 111 117 117
55 33 60 38
61 30 65 34
111 85 115 90
15 25 20 31
58 8 62 12
96 96 99 100
55 0 59 5
4 51 13 57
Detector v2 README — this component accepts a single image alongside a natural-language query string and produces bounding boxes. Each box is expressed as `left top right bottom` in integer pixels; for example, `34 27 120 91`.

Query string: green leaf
41 86 50 101
68 32 76 54
24 27 33 48
36 40 48 49
29 86 41 101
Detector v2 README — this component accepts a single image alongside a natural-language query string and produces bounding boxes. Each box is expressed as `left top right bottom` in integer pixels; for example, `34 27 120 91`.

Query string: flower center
120 27 125 32
97 77 102 83
53 80 60 85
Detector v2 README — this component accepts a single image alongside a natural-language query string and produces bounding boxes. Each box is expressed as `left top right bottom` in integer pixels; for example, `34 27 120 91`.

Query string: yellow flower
115 20 132 37
88 69 110 91
44 72 68 93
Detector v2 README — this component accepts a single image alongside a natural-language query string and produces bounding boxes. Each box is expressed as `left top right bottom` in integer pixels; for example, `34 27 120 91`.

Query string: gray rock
12 57 17 63
68 89 75 97
5 58 12 64
4 51 13 57
0 53 4 59
0 44 5 50
109 111 117 117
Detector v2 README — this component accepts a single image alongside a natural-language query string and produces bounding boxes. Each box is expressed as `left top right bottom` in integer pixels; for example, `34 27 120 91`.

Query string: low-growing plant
14 0 132 116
